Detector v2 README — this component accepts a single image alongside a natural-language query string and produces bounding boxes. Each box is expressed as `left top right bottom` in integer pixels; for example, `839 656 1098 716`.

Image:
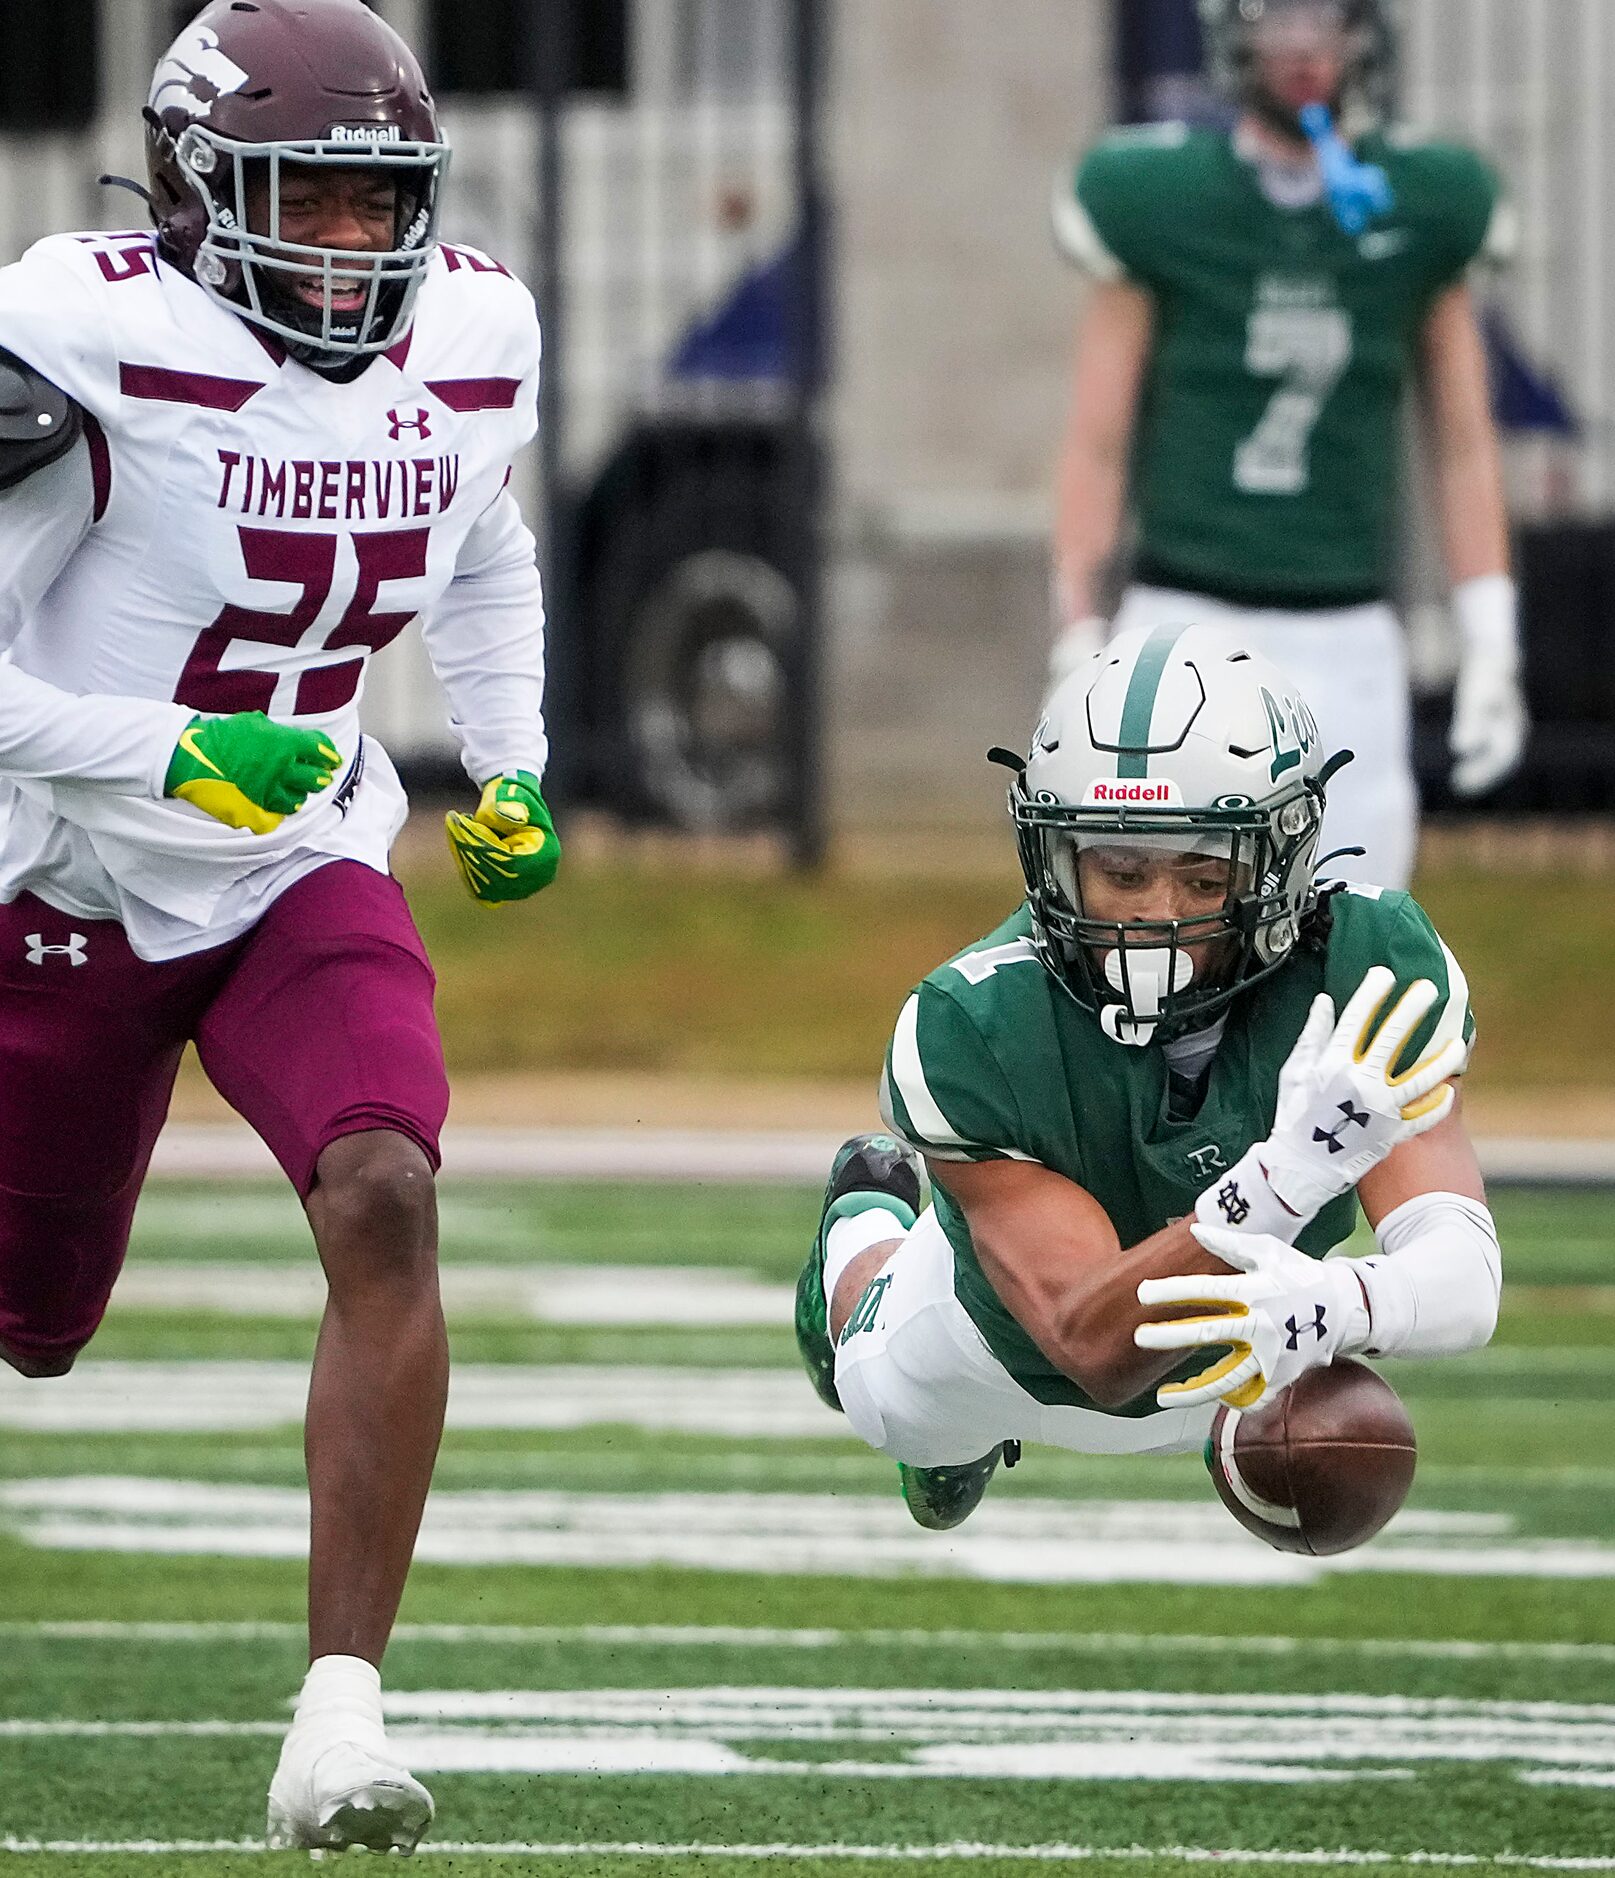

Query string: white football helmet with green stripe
1002 621 1348 1046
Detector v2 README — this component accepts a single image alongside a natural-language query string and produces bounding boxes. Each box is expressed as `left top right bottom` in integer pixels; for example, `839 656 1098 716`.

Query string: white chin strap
1099 947 1193 1047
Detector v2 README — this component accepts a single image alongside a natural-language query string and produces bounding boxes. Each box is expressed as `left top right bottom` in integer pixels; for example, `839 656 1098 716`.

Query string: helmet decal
150 25 251 123
1260 684 1320 781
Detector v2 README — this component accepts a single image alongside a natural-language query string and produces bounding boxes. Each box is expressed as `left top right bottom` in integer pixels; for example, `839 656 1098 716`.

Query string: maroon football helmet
145 0 450 364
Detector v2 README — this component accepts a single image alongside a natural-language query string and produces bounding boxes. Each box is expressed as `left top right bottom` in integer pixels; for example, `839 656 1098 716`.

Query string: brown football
1206 1359 1417 1557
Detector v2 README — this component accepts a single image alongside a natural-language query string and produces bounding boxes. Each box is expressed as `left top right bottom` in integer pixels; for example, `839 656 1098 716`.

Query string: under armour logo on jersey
25 933 88 967
1313 1099 1371 1155
1187 1143 1228 1179
388 407 432 442
1285 1305 1328 1350
1215 1179 1250 1227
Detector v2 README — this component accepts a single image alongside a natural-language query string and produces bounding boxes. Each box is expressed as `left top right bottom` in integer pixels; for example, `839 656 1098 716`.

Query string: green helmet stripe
1115 624 1186 778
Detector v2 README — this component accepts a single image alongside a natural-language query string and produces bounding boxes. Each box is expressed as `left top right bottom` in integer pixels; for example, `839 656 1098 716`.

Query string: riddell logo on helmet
331 124 404 142
1083 779 1182 806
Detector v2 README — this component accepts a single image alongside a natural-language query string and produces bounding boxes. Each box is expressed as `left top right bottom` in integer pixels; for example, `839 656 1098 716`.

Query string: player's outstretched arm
930 1155 1235 1409
1136 1095 1499 1412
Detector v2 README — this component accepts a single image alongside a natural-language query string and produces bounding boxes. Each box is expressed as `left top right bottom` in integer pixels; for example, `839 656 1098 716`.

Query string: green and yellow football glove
164 712 341 836
445 769 561 905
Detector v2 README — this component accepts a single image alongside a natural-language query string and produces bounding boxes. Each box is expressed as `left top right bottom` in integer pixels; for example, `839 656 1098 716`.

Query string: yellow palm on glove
164 712 340 836
445 771 561 905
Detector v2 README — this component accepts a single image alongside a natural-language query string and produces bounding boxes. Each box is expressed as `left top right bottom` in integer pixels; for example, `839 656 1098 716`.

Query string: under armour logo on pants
25 933 88 967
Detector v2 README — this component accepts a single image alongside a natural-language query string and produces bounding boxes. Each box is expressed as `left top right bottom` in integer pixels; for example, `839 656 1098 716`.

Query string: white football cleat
266 1654 433 1855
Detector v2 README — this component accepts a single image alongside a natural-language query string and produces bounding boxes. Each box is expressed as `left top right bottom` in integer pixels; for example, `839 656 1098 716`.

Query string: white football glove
1134 1223 1369 1410
1196 966 1468 1241
1449 574 1528 797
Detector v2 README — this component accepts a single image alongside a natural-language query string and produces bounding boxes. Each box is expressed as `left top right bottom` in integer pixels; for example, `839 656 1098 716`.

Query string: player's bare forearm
1419 284 1511 586
1356 1090 1486 1229
929 1156 1230 1408
1052 281 1152 629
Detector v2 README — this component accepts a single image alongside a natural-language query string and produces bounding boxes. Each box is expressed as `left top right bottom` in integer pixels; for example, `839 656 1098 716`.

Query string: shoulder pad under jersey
0 347 83 493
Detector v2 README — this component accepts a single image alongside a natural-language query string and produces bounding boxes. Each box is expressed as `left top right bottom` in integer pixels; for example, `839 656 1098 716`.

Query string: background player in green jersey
795 622 1503 1532
1049 0 1524 891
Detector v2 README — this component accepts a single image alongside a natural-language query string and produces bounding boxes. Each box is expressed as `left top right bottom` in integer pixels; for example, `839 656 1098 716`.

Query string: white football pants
1111 586 1418 891
833 1205 1212 1467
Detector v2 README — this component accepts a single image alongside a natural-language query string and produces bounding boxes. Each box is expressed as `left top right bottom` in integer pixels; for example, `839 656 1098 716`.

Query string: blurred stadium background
1 2 1613 1872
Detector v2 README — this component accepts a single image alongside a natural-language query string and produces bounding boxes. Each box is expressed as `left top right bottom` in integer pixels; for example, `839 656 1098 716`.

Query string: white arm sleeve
420 486 548 788
1353 1191 1502 1359
0 444 189 797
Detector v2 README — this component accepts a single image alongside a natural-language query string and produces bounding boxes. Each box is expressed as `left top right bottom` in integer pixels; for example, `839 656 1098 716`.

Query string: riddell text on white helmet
1082 779 1184 807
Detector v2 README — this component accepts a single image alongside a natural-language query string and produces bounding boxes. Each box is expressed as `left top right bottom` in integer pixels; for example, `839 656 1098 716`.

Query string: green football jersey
1054 122 1505 604
879 885 1474 1415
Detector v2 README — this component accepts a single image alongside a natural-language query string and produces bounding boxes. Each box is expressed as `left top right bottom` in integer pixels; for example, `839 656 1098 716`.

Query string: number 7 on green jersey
1234 302 1353 497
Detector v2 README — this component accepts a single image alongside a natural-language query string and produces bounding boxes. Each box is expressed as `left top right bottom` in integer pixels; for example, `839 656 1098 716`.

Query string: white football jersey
0 229 548 958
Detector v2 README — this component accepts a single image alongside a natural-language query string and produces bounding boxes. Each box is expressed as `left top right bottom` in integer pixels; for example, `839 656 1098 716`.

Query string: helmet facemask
1012 784 1326 1047
168 124 448 365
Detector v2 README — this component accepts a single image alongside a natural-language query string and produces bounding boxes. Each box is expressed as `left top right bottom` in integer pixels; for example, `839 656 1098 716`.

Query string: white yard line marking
110 1263 795 1326
4 1845 1615 1868
0 1363 842 1437
0 1721 280 1737
4 1621 1611 1664
6 1688 1615 1784
0 1477 1570 1585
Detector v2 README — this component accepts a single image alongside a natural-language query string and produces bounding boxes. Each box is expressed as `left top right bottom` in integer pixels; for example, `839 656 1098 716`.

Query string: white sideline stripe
150 1124 852 1183
111 1263 795 1326
145 1122 1615 1184
5 1621 1612 1665
1 1478 1565 1586
4 1845 1615 1868
347 1684 1615 1782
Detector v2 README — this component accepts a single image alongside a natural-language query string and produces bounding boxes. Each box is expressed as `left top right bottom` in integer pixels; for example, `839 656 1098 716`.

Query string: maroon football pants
0 860 448 1368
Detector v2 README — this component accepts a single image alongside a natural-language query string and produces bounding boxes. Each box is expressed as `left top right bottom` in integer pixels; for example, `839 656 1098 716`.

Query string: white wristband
1452 574 1520 671
1193 1146 1307 1245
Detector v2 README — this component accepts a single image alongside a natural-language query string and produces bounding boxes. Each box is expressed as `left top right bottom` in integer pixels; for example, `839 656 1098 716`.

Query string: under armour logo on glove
1312 1099 1371 1155
1216 1180 1251 1226
25 933 87 967
1285 1305 1329 1351
388 407 432 442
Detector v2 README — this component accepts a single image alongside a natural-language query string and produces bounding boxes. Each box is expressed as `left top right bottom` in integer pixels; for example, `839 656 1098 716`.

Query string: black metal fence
525 0 829 863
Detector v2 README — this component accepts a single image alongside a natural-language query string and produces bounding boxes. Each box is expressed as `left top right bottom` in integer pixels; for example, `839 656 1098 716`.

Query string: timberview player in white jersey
0 0 562 1851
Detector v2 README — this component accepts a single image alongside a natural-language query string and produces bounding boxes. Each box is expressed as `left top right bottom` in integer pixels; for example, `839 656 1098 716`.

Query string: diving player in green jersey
1050 0 1525 891
795 622 1503 1531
